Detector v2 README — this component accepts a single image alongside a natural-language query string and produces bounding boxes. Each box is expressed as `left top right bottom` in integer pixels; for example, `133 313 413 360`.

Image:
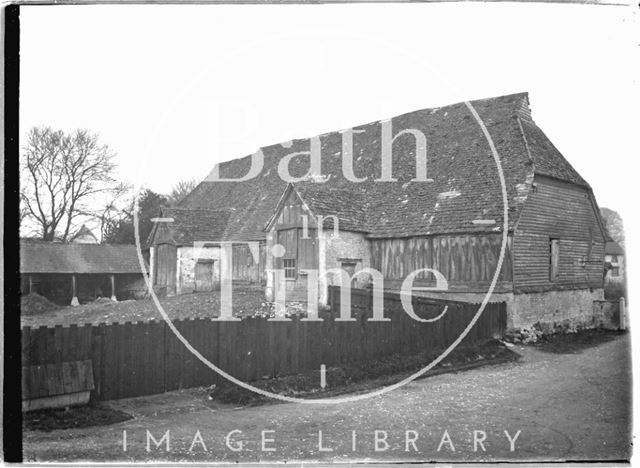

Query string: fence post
619 297 626 331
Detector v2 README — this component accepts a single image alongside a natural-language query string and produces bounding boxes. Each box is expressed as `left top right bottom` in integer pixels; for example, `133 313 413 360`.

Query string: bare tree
167 178 198 206
20 127 118 241
94 182 134 241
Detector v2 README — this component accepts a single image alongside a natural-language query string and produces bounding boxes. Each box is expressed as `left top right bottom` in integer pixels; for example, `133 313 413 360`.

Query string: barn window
283 259 296 279
549 239 560 281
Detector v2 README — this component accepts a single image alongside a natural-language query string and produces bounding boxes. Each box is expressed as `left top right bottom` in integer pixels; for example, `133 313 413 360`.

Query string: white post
619 297 626 331
110 274 117 302
317 231 328 307
149 246 155 287
265 231 275 302
175 251 181 296
70 275 79 306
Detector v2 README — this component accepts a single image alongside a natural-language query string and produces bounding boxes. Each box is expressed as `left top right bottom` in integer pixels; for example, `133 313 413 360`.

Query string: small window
341 261 359 287
549 239 560 281
283 259 296 279
341 262 357 277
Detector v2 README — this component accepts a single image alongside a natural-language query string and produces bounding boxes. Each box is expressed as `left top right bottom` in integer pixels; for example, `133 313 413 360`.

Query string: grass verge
210 339 520 406
531 328 626 354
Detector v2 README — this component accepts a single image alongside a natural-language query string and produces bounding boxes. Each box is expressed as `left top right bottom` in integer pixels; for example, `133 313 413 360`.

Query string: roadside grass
531 328 626 354
23 403 132 432
210 339 521 406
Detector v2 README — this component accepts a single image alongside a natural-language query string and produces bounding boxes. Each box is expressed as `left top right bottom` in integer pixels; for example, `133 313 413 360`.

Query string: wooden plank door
155 243 177 295
195 260 215 292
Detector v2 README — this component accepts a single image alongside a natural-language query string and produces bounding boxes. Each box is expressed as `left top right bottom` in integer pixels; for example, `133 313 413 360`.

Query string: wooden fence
22 287 506 401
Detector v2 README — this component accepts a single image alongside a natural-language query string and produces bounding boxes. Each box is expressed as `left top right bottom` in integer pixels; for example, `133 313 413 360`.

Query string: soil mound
21 293 60 315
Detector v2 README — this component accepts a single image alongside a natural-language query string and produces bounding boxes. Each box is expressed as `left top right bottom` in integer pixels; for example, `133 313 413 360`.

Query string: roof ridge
201 91 531 178
179 92 594 241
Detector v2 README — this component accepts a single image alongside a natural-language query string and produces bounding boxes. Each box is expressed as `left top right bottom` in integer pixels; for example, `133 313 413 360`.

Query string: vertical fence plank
21 327 31 367
90 324 103 400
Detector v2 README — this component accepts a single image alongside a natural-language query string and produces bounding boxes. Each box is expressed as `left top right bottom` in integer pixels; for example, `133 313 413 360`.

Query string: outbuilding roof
605 241 625 256
20 241 143 274
147 207 231 246
179 92 592 240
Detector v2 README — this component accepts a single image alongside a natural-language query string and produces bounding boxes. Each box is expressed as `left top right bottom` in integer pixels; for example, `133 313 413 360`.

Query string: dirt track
23 332 632 463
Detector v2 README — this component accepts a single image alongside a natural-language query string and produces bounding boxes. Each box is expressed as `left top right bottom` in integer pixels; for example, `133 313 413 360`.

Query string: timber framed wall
370 233 514 293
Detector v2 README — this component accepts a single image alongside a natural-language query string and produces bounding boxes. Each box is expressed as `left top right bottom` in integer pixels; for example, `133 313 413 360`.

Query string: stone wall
592 300 622 330
395 287 607 333
176 246 220 295
509 288 605 331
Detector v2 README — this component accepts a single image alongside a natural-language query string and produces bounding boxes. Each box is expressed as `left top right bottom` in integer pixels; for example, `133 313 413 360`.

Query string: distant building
146 208 235 296
70 224 99 244
604 241 625 284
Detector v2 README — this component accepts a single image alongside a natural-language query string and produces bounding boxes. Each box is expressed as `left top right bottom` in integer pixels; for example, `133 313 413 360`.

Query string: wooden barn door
155 243 177 295
195 260 215 292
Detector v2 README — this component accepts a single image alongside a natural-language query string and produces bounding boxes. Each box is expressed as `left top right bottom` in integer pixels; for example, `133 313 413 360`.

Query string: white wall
176 245 220 295
318 230 371 305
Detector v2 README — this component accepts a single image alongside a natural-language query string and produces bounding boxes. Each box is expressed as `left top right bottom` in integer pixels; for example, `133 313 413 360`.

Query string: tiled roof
293 182 371 233
519 120 587 186
20 241 143 274
605 241 624 256
180 92 590 240
147 207 231 246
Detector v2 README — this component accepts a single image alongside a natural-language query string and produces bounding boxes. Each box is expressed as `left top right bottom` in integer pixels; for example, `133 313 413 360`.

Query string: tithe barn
149 92 608 332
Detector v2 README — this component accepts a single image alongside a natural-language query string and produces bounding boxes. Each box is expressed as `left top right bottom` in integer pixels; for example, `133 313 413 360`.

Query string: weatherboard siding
232 242 266 284
275 188 313 228
512 175 605 293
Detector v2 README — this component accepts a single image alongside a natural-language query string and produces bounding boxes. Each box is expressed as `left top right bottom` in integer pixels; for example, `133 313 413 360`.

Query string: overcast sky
20 3 639 232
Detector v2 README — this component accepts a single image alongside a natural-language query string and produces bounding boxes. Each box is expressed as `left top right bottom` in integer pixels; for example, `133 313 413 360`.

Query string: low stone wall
399 287 611 335
509 288 604 332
